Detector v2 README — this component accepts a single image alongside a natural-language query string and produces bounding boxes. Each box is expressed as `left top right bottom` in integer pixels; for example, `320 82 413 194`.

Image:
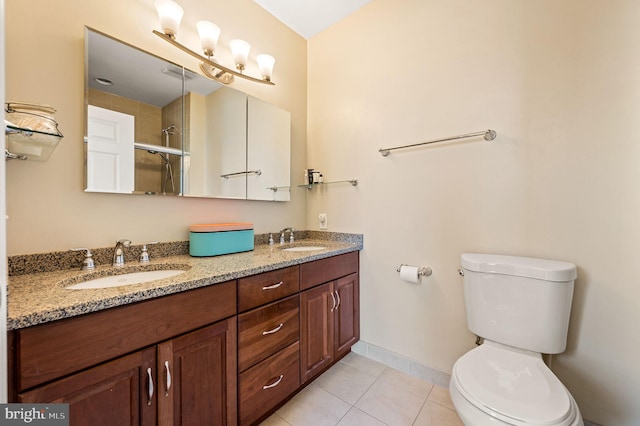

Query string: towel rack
378 129 496 157
221 170 262 179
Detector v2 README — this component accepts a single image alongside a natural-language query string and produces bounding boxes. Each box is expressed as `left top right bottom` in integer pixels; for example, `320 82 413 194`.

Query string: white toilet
449 253 583 426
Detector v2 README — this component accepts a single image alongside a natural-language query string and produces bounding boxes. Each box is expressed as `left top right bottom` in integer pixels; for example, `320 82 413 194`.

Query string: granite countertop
8 236 363 331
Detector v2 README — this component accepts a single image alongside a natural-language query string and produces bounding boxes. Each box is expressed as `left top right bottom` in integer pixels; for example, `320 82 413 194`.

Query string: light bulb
154 0 184 39
256 54 275 82
229 39 251 72
196 21 221 57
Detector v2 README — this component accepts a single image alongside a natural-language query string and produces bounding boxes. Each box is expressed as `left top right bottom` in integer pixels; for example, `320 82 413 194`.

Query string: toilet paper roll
399 265 421 284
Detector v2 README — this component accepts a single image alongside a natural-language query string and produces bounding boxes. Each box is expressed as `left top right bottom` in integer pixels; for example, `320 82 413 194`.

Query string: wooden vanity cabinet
237 266 301 426
10 281 238 426
300 252 359 384
18 320 236 426
237 252 360 423
9 251 360 426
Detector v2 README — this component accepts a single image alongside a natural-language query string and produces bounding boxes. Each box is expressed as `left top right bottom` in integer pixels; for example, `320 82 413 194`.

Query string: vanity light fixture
153 0 276 85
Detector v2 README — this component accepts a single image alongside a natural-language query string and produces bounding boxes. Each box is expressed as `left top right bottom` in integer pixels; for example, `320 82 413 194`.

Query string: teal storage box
189 223 254 257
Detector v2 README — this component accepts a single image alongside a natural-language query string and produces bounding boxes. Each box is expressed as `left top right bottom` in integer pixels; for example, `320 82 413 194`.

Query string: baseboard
351 340 451 388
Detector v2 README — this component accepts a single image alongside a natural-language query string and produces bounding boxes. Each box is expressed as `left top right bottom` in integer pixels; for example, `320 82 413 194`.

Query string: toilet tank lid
461 253 577 282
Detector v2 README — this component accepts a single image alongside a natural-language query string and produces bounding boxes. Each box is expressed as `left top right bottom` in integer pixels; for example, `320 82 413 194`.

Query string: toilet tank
460 253 577 354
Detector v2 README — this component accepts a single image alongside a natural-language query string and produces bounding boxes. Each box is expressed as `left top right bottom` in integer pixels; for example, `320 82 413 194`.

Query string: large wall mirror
84 28 291 201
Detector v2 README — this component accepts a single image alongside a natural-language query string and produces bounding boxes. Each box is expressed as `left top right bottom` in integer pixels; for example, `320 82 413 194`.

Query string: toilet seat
452 341 576 425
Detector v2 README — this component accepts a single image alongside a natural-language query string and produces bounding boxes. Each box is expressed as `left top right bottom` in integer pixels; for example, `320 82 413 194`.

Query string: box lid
189 222 254 233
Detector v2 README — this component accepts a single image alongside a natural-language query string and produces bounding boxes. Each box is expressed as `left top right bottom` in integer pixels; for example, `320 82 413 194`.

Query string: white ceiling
253 0 373 39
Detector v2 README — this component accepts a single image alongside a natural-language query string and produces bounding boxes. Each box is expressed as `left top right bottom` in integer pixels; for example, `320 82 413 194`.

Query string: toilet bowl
449 341 582 426
451 254 584 426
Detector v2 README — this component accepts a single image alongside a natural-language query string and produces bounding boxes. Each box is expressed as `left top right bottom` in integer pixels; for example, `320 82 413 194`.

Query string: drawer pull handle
262 323 284 335
164 361 172 396
147 368 154 406
330 291 337 312
262 281 284 290
263 374 284 390
335 290 341 310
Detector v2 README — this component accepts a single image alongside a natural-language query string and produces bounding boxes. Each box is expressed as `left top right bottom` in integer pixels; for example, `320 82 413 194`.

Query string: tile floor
260 352 463 426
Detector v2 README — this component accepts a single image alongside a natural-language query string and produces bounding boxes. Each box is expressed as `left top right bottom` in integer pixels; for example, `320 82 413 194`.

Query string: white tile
378 367 434 398
276 384 351 426
427 386 456 411
272 352 460 426
314 362 377 404
354 341 451 388
340 351 386 377
355 378 427 426
413 401 464 426
336 407 388 426
259 413 291 426
408 359 452 389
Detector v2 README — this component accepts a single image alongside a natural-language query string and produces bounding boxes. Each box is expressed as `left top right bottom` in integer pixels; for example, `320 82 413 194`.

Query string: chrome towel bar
220 170 262 179
379 129 497 157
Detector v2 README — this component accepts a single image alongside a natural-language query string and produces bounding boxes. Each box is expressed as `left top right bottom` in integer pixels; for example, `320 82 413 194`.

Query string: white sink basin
281 246 326 252
65 269 186 290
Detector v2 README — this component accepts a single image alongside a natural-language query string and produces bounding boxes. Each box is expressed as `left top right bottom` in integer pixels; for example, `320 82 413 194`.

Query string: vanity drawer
238 265 299 312
238 295 299 372
239 341 300 426
300 251 359 290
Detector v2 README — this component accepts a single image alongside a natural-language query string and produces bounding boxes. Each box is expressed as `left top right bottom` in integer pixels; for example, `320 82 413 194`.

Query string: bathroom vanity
6 237 361 426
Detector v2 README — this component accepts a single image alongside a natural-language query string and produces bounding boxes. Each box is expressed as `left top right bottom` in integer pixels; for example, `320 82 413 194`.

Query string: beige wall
5 0 307 254
308 0 640 424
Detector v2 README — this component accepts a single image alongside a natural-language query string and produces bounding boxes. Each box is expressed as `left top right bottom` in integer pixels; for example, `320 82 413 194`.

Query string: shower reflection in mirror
85 28 184 195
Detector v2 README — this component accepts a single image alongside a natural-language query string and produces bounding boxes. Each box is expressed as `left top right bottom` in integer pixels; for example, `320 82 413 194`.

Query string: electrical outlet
318 213 328 230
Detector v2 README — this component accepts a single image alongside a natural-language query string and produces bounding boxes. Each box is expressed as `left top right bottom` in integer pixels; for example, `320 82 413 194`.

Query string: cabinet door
157 318 238 426
300 283 334 383
19 348 156 426
334 273 360 359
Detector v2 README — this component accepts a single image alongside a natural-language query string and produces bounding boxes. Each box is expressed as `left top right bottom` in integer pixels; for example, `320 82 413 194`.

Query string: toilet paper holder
397 264 433 277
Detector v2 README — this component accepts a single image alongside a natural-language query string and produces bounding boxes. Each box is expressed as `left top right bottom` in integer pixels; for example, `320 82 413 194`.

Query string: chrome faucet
279 228 294 244
113 239 131 267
